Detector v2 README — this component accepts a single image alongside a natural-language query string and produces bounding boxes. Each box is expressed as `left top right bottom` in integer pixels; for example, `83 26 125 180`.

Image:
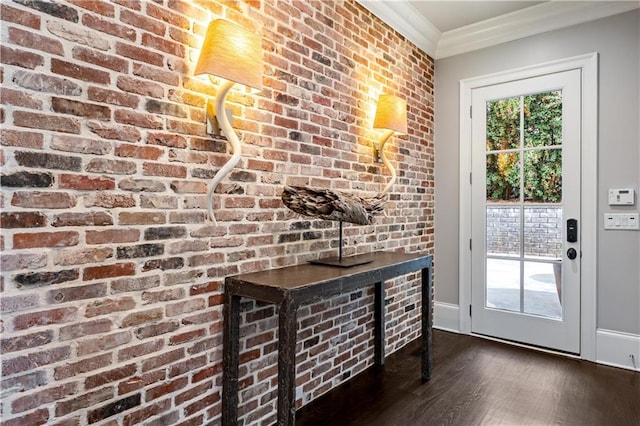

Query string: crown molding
357 0 441 58
436 1 640 59
357 1 639 60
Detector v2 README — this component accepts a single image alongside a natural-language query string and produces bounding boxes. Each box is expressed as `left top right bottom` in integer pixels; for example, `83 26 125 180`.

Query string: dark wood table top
225 251 431 304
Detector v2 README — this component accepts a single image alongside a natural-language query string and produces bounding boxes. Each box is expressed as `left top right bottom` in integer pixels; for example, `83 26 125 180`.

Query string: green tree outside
486 91 563 203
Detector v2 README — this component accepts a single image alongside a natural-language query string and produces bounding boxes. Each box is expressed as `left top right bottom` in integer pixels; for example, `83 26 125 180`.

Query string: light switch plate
604 213 639 230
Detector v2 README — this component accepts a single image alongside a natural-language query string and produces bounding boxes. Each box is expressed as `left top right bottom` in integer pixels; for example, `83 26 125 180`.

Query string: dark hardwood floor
297 330 640 426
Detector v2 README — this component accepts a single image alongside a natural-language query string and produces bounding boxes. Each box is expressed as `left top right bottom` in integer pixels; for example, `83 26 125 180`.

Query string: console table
222 251 433 425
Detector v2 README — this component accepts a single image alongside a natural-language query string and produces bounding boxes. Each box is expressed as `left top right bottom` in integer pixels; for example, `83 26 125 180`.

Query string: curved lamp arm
377 129 396 195
207 79 240 224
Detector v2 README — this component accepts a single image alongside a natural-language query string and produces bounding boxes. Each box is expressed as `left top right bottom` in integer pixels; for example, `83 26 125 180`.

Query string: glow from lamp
373 94 407 194
194 19 263 224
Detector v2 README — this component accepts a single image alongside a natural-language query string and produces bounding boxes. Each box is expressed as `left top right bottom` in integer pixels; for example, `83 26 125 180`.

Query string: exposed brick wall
0 0 434 424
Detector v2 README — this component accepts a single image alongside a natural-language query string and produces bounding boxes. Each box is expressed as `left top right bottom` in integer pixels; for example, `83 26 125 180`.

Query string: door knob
567 248 577 260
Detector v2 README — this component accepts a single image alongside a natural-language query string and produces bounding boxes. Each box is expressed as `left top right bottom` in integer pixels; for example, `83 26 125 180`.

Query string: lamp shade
373 94 407 135
194 19 263 90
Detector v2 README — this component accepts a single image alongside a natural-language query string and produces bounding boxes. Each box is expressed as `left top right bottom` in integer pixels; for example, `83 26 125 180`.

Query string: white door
471 70 581 354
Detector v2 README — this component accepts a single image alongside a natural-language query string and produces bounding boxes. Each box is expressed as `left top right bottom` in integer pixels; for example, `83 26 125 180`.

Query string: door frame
458 53 598 361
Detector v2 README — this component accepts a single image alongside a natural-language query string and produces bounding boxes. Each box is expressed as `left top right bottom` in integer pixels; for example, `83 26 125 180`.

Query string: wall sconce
373 94 407 194
194 19 263 224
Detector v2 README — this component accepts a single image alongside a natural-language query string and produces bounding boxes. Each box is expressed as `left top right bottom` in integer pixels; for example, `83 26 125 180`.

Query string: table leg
222 292 241 425
278 297 297 425
421 266 433 382
374 281 385 367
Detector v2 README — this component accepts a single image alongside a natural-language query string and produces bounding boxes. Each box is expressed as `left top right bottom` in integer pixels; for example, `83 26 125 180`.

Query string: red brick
52 212 112 227
118 212 166 225
13 307 77 330
87 121 141 142
174 381 212 406
0 330 53 353
114 109 163 129
51 58 110 84
59 317 112 341
141 32 185 57
0 4 41 29
54 353 112 380
116 42 164 67
121 307 163 328
11 191 76 209
141 348 184 373
1 211 47 228
85 297 136 318
0 45 43 69
134 63 179 86
85 363 136 390
165 299 206 317
2 346 70 376
118 370 165 395
111 275 160 293
123 399 171 424
8 27 64 55
1 87 43 109
12 382 76 413
13 231 78 249
86 158 137 174
0 129 43 148
145 376 188 400
51 97 111 120
77 330 132 357
84 193 136 208
82 14 135 41
48 282 107 304
55 386 114 417
72 46 128 72
117 339 164 363
143 162 186 178
59 174 115 190
88 87 138 108
13 111 80 133
86 229 140 244
83 262 135 281
168 328 206 346
115 143 163 160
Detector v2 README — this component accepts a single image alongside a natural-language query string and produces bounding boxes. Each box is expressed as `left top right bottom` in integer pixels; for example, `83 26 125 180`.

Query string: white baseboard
596 329 640 372
433 305 640 372
433 302 460 333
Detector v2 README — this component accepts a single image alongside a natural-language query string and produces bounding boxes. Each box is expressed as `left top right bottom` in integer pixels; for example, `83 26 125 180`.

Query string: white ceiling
408 1 545 32
357 1 640 58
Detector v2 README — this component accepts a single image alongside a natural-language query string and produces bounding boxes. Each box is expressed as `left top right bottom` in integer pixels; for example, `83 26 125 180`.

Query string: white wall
434 10 640 334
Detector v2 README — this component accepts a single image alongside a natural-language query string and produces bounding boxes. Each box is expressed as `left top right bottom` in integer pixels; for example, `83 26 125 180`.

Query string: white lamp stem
378 129 396 195
207 79 240 224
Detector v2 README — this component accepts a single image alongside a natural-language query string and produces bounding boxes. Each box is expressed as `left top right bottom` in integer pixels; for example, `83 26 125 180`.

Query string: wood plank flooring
296 330 640 425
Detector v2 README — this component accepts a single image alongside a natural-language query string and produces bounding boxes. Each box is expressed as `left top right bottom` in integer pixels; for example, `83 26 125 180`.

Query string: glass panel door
485 92 563 320
471 70 581 354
